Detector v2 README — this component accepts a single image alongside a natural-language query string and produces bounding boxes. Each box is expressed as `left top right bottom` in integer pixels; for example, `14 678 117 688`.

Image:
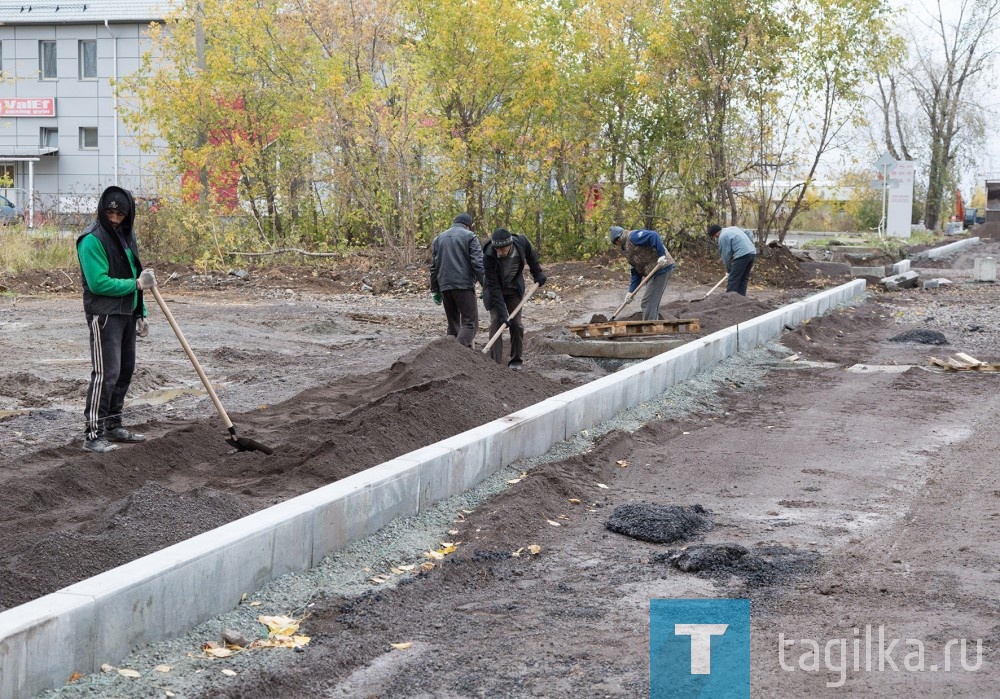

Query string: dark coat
481 234 546 313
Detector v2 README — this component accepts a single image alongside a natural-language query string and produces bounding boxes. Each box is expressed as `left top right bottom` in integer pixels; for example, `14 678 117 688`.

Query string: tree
876 0 1000 230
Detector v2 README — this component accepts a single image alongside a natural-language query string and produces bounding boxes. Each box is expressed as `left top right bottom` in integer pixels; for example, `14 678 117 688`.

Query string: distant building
0 1 169 225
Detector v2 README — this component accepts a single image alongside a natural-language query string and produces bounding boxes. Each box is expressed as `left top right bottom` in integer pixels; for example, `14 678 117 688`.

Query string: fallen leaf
240 592 248 603
118 668 141 679
420 561 435 571
397 564 415 571
616 459 629 468
154 665 172 673
67 672 83 683
221 669 237 677
512 547 524 557
597 483 608 489
568 498 581 504
390 567 405 575
546 519 561 527
249 601 262 607
258 615 300 636
527 544 542 555
447 529 460 536
390 642 413 650
166 692 176 698
424 550 444 560
206 647 233 658
507 478 523 484
100 664 115 673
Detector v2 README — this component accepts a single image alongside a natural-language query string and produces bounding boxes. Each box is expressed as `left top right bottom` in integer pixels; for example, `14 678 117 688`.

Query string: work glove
138 268 157 290
536 274 547 287
136 317 149 338
623 291 634 305
432 291 442 305
657 256 669 267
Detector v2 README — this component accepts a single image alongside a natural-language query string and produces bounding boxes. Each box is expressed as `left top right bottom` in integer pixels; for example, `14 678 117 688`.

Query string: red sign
0 98 56 117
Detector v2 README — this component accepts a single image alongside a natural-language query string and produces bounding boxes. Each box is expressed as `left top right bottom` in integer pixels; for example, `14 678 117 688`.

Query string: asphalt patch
654 543 820 589
605 503 711 544
889 329 948 345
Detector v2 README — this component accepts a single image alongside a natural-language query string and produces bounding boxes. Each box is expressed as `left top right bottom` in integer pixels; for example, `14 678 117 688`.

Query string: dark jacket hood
97 186 136 234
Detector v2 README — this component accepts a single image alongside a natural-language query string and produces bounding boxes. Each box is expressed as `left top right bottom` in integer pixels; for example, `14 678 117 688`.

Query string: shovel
482 282 540 354
702 273 729 299
146 282 274 455
609 260 668 321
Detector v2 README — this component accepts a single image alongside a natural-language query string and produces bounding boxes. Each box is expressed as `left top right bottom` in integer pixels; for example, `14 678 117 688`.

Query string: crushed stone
889 329 949 345
605 503 711 544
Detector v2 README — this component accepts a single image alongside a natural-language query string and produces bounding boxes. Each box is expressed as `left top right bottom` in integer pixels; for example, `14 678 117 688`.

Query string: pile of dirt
663 292 776 334
675 239 813 289
889 329 949 345
605 503 712 544
653 543 820 589
972 221 1000 241
780 302 889 364
0 337 570 611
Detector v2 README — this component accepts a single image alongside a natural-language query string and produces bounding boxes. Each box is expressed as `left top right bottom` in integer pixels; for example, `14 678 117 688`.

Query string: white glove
136 317 149 338
138 268 156 289
657 256 669 267
624 291 634 304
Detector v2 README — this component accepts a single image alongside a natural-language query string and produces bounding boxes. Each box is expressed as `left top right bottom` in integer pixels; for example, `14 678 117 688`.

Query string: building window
39 41 57 79
79 40 96 79
40 127 58 148
79 127 98 150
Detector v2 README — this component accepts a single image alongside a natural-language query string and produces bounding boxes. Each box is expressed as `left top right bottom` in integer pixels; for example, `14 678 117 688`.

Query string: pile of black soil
889 329 949 345
654 543 820 589
605 503 712 544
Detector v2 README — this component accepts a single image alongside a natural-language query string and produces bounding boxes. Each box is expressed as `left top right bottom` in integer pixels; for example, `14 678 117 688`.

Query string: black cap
453 213 473 228
491 228 513 248
708 224 722 237
104 191 131 216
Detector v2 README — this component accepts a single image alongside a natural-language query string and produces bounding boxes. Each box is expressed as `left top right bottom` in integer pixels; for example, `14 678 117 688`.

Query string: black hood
96 186 136 233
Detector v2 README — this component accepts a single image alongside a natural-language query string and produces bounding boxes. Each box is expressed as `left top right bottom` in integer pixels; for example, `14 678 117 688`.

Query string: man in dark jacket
429 213 485 348
609 225 675 320
77 186 151 453
482 228 547 370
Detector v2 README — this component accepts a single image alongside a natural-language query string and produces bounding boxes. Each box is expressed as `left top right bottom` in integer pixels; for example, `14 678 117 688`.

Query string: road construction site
2 231 1000 698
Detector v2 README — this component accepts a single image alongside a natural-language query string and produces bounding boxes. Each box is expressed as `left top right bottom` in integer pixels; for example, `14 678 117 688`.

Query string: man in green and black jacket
77 186 149 453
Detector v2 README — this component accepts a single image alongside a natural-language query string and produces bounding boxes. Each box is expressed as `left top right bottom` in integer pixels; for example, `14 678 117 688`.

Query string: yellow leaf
221 668 237 676
424 550 444 560
527 544 542 555
390 568 405 575
397 564 415 571
118 668 141 679
512 547 524 557
250 601 262 607
390 642 413 650
420 561 435 571
616 459 629 468
258 615 299 636
568 498 581 504
206 647 233 658
154 665 172 673
68 672 83 682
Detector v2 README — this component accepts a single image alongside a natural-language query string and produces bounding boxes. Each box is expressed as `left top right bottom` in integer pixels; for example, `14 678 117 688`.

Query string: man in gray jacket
430 213 485 347
708 224 756 296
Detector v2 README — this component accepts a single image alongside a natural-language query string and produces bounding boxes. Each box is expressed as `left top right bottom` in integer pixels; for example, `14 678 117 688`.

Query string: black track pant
727 253 756 296
84 313 136 440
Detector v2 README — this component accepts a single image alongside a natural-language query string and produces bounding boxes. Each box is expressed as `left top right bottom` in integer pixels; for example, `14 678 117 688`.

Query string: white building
0 1 168 225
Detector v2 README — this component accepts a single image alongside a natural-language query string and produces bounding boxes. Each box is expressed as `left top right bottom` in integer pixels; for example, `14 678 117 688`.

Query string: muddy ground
3 239 999 697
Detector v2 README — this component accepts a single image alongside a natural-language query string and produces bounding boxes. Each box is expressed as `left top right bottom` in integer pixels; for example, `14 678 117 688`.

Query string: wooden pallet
566 318 700 339
928 353 1000 372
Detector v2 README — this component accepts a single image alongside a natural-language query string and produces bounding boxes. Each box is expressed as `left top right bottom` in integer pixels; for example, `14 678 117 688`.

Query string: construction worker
708 224 756 296
482 227 547 370
77 186 151 453
609 225 675 320
430 213 485 348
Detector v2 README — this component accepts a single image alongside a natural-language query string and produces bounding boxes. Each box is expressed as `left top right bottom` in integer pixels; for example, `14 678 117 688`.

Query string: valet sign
0 98 56 117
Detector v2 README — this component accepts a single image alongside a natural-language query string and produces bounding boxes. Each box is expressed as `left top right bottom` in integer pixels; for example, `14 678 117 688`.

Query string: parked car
0 194 24 225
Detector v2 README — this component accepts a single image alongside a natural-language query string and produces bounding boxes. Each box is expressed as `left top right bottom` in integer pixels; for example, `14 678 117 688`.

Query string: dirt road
4 249 999 697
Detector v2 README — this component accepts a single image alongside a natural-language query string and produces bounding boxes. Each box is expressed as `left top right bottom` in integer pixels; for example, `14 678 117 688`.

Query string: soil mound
0 336 567 611
663 293 775 334
605 503 711 544
889 329 948 345
654 543 820 588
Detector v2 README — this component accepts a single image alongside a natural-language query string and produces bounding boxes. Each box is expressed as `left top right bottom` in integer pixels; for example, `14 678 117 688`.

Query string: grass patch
0 227 77 274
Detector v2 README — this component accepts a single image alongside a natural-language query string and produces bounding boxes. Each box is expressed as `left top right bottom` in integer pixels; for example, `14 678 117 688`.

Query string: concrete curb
916 236 979 260
0 279 866 698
